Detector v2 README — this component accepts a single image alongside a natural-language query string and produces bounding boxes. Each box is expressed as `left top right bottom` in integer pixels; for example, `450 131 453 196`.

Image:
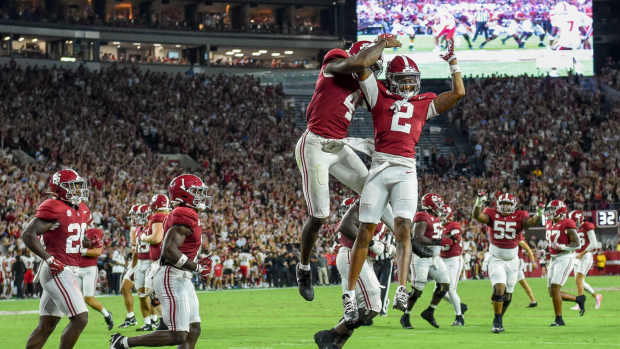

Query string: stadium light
252 52 261 56
133 42 140 46
175 44 181 48
32 38 38 43
271 52 280 57
234 53 243 57
258 50 268 54
232 49 241 53
225 51 235 55
60 57 76 62
112 41 120 45
154 43 162 47
18 37 25 42
284 50 294 55
3 36 10 41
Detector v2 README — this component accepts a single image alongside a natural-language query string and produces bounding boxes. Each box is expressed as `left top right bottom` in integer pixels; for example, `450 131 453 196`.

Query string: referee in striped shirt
372 231 396 316
473 7 490 42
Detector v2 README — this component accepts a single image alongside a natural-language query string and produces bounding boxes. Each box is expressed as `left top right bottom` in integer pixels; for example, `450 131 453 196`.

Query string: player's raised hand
376 33 401 48
439 38 457 63
46 256 65 275
477 190 488 203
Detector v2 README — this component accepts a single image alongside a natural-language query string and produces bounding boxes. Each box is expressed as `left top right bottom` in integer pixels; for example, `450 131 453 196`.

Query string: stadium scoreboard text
596 210 618 228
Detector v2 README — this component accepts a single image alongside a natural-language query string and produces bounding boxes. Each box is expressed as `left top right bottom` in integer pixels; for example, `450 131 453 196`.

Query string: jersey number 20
67 222 87 254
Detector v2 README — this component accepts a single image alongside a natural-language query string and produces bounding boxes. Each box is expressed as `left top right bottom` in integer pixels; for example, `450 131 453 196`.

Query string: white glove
370 240 385 256
140 233 150 242
386 244 397 258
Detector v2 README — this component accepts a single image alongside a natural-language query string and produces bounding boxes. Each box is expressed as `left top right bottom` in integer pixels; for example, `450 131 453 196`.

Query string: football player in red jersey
516 235 538 308
401 194 449 329
140 194 171 329
343 39 465 324
295 35 401 302
119 204 140 329
314 197 385 348
22 169 91 349
568 210 602 313
545 200 580 326
134 204 156 331
77 227 114 330
472 192 543 333
110 174 212 349
439 205 468 326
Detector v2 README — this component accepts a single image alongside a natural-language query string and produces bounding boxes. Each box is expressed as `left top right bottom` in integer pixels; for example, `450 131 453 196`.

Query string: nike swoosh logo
405 171 414 174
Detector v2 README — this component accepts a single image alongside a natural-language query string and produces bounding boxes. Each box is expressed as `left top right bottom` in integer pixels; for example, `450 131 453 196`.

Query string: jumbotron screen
356 0 593 78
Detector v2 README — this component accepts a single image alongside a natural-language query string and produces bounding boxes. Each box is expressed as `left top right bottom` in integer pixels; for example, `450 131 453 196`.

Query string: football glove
196 257 212 278
412 240 433 258
369 240 385 256
440 38 456 63
474 190 487 208
46 256 65 275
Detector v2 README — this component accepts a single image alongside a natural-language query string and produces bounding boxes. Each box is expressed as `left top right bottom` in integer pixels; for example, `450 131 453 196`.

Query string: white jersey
210 255 221 266
223 259 234 270
239 253 253 267
22 256 35 269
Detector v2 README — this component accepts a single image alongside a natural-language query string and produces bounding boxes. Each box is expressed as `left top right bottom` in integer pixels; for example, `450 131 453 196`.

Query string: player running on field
472 192 543 333
295 34 401 301
343 39 465 324
439 205 468 326
134 204 156 331
119 204 140 329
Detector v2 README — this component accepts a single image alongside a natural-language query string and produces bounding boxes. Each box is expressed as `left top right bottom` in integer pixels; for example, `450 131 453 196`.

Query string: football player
401 194 449 329
22 169 91 349
545 200 581 326
569 210 602 313
516 236 538 308
141 194 170 329
110 174 212 349
472 192 543 333
77 227 114 329
343 39 465 324
118 204 140 329
314 198 384 348
294 35 401 301
439 205 468 326
134 204 155 331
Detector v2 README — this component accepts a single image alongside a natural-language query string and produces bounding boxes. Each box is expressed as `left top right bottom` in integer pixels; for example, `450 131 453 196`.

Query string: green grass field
1 276 618 348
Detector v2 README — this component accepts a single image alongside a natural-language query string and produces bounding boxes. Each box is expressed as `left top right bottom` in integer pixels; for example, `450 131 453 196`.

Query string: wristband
449 63 461 74
81 247 88 256
175 254 188 268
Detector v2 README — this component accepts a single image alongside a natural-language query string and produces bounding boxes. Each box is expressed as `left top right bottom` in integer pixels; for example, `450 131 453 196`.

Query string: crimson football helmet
347 40 383 77
49 169 88 206
137 204 150 225
386 55 421 99
421 193 444 216
128 204 140 225
546 200 567 221
569 210 584 226
497 193 517 216
169 174 210 211
441 204 454 221
150 194 170 211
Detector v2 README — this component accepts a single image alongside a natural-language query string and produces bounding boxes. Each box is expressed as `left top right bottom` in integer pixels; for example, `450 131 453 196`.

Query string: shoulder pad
323 49 349 65
35 199 64 221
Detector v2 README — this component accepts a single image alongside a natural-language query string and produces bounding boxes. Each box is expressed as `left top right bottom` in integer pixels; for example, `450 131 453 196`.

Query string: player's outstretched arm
325 34 401 76
523 204 545 229
471 191 490 224
22 218 56 261
433 39 466 114
161 224 198 272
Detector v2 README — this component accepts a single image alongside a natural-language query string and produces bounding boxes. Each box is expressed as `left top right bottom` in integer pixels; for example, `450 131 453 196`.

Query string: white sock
122 337 129 348
583 281 595 295
144 317 151 325
102 308 110 317
430 304 437 309
126 312 134 318
151 314 158 323
344 289 355 298
448 288 462 316
299 264 311 271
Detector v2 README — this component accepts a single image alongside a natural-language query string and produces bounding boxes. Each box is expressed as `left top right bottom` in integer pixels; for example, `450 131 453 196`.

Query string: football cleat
452 315 465 326
342 294 359 324
400 313 413 329
313 330 339 349
595 294 602 309
156 318 168 331
550 320 566 327
392 285 409 312
460 303 468 315
492 317 504 333
421 308 439 328
109 333 126 349
136 323 153 331
528 301 538 308
576 295 586 316
296 264 314 301
118 316 136 328
104 312 114 331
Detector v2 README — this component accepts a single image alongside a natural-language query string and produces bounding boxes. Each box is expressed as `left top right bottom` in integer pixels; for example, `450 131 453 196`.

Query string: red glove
440 39 456 63
196 257 212 278
46 256 65 275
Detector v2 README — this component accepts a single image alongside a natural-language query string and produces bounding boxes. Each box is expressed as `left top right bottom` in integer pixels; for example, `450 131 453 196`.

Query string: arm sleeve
359 73 379 110
586 230 597 251
427 99 439 120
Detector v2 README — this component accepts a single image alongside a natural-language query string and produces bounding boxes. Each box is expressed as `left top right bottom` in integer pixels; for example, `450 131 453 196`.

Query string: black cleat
359 317 373 327
104 312 114 331
550 320 566 326
156 318 168 331
492 317 504 333
313 330 339 349
400 313 413 329
460 303 468 315
452 315 465 326
109 333 126 349
136 323 153 331
576 295 586 316
296 264 314 301
118 316 136 329
421 308 439 328
528 301 538 308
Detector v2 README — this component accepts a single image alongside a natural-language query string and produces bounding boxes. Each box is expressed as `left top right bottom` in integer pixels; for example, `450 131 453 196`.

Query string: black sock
494 314 502 322
555 315 563 323
576 295 585 304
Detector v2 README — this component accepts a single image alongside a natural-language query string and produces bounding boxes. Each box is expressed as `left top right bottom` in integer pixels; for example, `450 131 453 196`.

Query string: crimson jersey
306 49 361 139
135 226 150 260
483 207 529 249
79 228 103 267
148 212 168 261
440 221 462 258
163 206 202 261
35 199 91 266
360 74 437 158
576 222 595 253
414 211 442 240
546 218 577 256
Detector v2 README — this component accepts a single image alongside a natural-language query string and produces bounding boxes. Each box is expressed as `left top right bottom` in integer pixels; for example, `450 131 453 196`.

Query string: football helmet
568 210 584 226
497 193 517 216
421 193 444 216
546 200 567 221
169 174 210 211
150 194 170 211
49 169 88 206
441 205 454 221
386 55 421 99
128 204 140 225
137 204 150 225
347 40 383 77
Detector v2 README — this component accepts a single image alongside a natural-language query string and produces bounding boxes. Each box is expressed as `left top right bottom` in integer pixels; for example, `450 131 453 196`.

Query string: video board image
357 0 593 78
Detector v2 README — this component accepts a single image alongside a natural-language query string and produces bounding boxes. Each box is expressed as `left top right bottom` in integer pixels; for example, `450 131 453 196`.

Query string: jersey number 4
493 220 517 240
67 222 87 254
391 102 414 133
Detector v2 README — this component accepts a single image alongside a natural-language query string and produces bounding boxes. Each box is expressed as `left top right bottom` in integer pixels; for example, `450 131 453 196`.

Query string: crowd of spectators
0 60 619 298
